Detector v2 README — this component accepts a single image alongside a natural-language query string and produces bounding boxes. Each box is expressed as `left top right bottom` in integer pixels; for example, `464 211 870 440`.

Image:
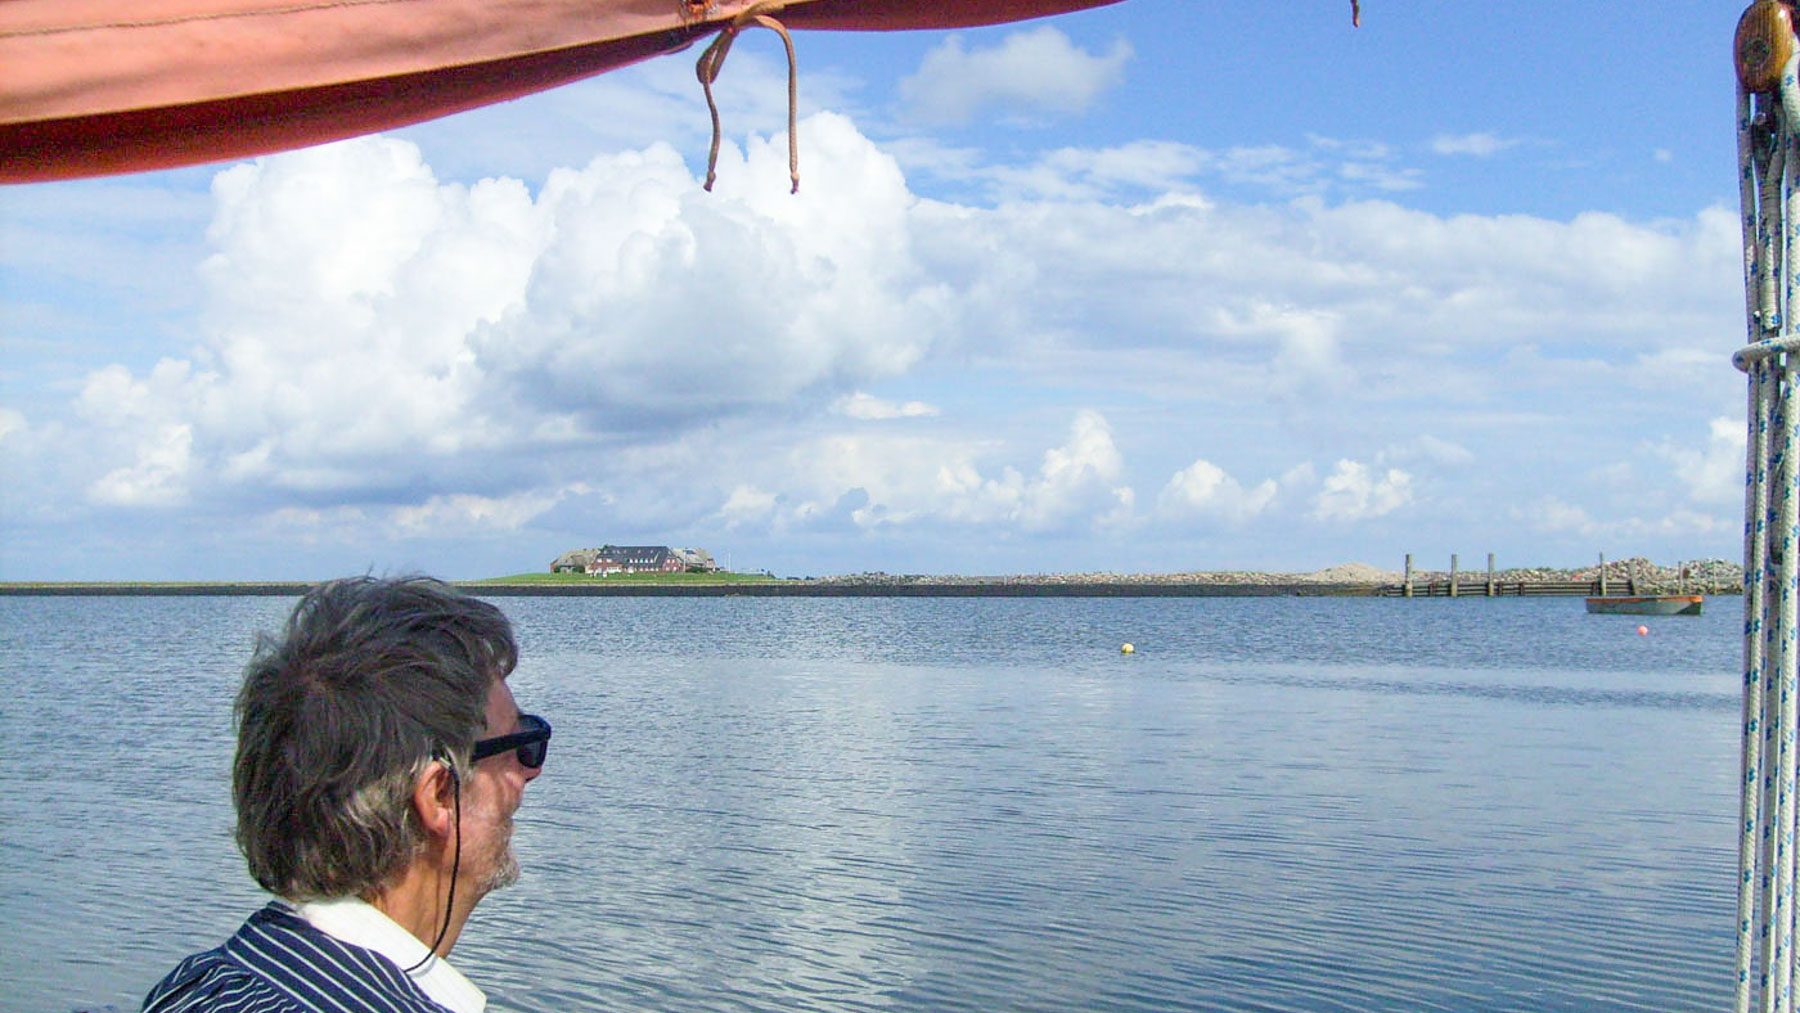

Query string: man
144 576 551 1013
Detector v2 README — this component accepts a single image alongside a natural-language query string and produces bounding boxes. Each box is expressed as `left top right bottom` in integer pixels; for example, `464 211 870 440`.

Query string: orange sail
0 0 1121 183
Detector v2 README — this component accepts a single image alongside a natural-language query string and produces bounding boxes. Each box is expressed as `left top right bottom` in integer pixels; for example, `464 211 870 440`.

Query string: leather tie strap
696 1 799 193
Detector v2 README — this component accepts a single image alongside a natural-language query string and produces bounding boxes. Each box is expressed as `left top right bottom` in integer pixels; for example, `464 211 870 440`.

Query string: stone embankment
808 558 1746 595
1404 557 1743 595
807 562 1401 590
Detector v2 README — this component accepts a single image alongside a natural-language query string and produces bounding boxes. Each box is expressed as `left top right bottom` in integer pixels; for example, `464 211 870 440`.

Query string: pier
1375 551 1740 598
1377 577 1630 598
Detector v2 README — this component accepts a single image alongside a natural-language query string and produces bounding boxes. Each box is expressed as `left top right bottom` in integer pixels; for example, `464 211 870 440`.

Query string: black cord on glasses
403 758 461 975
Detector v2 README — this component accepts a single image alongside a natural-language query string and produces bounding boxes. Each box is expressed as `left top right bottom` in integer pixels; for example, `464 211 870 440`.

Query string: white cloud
7 107 1746 576
1024 409 1129 526
1194 301 1347 395
193 136 541 477
264 505 370 532
1157 459 1278 524
1309 136 1395 161
75 360 206 506
1519 496 1597 535
0 408 25 444
1338 160 1424 192
1379 435 1474 468
1209 145 1313 193
88 423 194 507
900 26 1131 126
476 112 949 428
1431 132 1521 157
746 409 1132 534
891 180 1735 436
957 135 1425 203
833 392 940 419
391 488 576 536
1514 496 1731 539
1657 416 1746 505
1627 346 1719 392
1311 136 1423 190
718 484 778 527
1267 306 1346 392
980 140 1209 202
1643 509 1733 537
1278 462 1319 491
60 115 958 509
1310 460 1412 521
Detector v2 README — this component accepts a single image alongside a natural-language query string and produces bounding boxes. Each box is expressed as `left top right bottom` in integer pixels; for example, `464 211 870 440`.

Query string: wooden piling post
1487 552 1496 597
1598 551 1607 596
1450 553 1459 598
1404 554 1413 598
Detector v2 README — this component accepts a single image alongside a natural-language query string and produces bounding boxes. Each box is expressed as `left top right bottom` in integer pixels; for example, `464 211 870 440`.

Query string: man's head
233 576 527 902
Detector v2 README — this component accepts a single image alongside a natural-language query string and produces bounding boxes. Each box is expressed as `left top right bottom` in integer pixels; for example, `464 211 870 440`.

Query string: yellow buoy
1120 643 1135 654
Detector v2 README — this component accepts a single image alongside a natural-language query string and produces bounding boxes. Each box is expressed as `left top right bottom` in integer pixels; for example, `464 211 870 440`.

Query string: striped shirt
142 903 453 1013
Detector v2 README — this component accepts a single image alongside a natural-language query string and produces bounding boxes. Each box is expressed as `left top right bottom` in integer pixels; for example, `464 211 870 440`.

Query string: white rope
1742 86 1771 1013
1741 74 1783 1013
1737 49 1800 1013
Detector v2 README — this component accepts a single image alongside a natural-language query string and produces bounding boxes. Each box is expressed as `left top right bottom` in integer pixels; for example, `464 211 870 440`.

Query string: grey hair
233 575 516 900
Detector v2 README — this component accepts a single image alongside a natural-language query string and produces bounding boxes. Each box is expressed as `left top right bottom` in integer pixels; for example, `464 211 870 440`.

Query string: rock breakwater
807 562 1403 589
807 558 1744 594
1403 556 1743 595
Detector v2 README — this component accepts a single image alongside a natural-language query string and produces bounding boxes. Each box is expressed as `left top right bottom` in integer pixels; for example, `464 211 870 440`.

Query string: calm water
0 594 1744 1011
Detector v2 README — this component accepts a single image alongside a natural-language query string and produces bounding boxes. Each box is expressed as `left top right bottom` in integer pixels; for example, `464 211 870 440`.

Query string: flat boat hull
1584 595 1703 616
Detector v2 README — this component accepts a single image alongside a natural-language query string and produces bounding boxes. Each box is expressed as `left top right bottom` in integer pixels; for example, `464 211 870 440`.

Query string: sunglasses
471 713 552 769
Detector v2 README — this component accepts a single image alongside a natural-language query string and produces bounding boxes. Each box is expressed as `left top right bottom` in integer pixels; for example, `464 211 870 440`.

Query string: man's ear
412 758 459 841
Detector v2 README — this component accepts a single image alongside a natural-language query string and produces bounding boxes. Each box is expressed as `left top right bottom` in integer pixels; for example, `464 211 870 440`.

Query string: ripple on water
2 596 1741 1012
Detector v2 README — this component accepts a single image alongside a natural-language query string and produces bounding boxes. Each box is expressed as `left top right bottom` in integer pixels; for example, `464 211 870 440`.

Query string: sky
0 1 1751 581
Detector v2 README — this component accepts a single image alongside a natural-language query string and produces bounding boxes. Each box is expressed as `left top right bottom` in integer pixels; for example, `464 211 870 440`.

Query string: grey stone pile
806 558 1746 593
1406 557 1744 594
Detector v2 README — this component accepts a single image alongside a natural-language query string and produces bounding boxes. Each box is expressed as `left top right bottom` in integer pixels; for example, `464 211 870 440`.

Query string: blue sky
0 2 1747 580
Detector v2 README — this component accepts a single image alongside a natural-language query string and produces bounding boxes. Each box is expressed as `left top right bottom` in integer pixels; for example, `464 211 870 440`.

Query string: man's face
464 677 541 897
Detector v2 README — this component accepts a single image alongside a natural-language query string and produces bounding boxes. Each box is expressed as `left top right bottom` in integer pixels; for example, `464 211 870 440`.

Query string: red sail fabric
0 0 1120 183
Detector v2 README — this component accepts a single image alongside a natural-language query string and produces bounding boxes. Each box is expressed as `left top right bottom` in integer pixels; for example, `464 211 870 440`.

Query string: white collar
288 896 487 1013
